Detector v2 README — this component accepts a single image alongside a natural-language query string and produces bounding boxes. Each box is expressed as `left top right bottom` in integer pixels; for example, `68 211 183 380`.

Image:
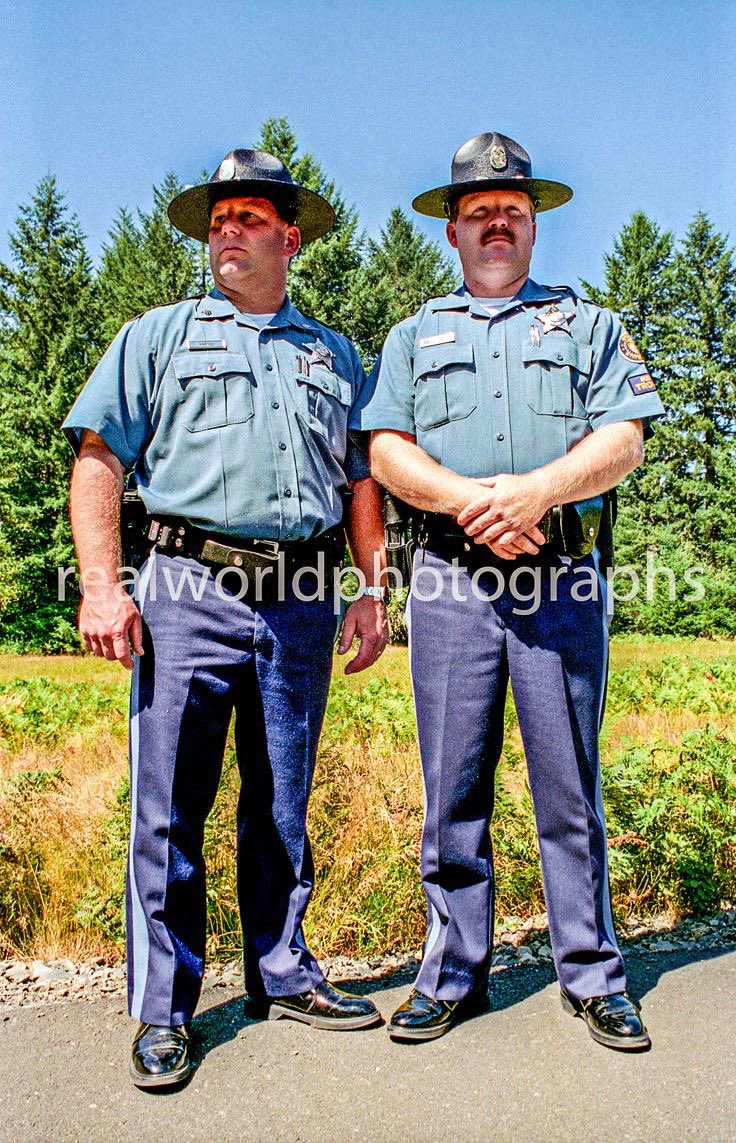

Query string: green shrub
607 656 736 716
0 676 128 751
604 726 736 914
322 677 417 747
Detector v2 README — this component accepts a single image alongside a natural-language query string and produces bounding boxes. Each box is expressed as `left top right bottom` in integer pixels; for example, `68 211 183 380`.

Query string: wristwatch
361 585 388 602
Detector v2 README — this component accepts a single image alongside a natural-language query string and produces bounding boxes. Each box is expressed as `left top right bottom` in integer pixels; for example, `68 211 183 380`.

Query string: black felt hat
412 132 573 218
168 149 335 244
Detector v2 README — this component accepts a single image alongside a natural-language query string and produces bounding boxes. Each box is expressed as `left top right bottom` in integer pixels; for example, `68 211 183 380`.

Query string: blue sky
2 0 734 291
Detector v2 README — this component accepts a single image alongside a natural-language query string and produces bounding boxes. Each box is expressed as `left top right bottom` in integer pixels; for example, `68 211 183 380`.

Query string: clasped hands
455 472 550 560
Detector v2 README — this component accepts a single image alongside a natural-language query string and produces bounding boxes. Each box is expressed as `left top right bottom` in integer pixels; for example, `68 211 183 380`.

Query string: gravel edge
3 910 735 1012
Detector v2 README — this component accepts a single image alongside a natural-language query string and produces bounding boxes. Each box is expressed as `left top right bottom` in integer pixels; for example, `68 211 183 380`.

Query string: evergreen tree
656 213 736 552
581 210 675 358
348 208 458 364
588 210 736 635
255 118 363 336
96 172 205 346
0 177 99 650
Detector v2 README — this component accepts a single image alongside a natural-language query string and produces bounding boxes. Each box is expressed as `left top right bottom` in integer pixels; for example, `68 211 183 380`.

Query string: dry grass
1 635 734 961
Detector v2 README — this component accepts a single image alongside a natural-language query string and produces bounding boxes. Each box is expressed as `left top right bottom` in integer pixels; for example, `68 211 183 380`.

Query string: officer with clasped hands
363 133 664 1049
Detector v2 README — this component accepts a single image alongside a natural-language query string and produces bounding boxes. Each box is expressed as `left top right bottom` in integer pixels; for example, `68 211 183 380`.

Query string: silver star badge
536 304 575 335
305 338 335 371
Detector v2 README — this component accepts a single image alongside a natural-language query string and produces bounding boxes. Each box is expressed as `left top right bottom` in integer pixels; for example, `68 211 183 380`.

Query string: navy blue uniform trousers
409 546 626 1003
127 553 336 1026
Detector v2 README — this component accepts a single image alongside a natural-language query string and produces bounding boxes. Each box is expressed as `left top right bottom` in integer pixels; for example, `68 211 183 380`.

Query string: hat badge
219 156 236 180
490 144 507 171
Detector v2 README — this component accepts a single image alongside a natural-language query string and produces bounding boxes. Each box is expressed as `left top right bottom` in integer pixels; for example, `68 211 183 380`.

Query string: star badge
536 304 575 335
305 338 335 371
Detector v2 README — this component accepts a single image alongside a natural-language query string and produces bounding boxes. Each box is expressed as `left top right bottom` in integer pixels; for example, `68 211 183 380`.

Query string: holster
540 495 611 560
120 476 150 569
383 492 416 582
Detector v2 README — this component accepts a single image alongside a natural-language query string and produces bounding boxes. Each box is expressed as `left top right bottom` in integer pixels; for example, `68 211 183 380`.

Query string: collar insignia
536 304 575 335
305 338 335 371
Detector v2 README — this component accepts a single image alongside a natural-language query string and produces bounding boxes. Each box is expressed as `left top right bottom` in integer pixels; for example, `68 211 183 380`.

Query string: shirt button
431 360 439 369
272 401 280 409
493 350 500 359
207 363 217 372
284 488 292 498
496 432 505 441
494 389 502 398
279 442 287 451
556 353 564 361
266 363 274 371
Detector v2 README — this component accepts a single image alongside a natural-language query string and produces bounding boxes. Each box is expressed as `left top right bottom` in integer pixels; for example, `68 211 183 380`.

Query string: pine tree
255 118 363 336
587 210 736 635
581 210 675 358
96 172 205 346
656 213 736 551
0 177 99 649
348 208 458 365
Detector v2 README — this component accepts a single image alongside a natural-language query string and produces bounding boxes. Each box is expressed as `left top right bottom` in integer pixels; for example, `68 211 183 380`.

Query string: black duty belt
420 500 602 562
147 517 345 572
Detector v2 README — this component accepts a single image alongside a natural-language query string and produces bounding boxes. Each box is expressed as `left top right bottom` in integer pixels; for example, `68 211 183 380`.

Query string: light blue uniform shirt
63 291 372 541
362 279 665 475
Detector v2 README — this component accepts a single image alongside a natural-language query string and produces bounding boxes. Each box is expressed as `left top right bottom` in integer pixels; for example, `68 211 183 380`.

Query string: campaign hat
412 132 573 218
168 149 335 244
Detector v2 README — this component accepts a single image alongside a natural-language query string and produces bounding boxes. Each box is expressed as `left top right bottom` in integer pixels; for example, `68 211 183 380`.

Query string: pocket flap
522 338 592 374
172 351 254 382
413 342 475 380
296 369 352 406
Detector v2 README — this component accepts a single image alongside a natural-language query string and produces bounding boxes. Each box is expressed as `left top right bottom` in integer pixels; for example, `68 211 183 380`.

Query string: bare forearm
70 431 125 590
69 431 143 668
370 431 477 518
346 476 386 585
526 420 644 513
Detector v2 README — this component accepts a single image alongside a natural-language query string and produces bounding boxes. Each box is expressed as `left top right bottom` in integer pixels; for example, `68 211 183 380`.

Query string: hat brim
167 179 336 245
412 178 573 218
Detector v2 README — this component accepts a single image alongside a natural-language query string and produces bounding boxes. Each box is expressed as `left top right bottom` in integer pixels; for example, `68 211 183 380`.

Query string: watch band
361 585 388 602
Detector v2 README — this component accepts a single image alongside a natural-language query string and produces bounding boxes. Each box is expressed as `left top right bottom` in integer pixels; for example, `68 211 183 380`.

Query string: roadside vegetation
1 639 734 963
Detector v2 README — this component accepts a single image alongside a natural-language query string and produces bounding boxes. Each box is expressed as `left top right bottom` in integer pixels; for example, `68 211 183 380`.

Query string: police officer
363 133 664 1048
63 150 388 1087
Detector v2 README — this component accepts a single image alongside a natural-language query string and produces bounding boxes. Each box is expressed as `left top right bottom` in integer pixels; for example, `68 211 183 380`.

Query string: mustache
481 227 515 245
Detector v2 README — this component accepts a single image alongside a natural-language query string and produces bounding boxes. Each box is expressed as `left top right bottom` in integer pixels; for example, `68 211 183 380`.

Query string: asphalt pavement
2 946 735 1142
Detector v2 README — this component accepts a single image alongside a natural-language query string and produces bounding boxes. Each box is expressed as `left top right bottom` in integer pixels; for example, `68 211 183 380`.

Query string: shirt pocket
412 342 476 431
171 352 255 432
295 367 352 438
521 337 592 418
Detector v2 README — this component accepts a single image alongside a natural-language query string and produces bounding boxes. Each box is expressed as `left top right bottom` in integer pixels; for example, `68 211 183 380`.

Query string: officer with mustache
364 133 664 1049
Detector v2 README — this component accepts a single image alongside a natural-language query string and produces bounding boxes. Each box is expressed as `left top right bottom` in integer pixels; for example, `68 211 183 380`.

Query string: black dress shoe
561 990 651 1050
246 979 381 1030
129 1022 192 1088
387 988 490 1042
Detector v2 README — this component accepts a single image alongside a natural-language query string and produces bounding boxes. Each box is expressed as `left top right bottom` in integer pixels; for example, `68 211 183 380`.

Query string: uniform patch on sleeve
628 373 657 395
619 331 645 362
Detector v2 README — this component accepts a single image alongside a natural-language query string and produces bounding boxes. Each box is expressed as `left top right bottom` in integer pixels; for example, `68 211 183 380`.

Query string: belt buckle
200 537 282 571
253 539 281 559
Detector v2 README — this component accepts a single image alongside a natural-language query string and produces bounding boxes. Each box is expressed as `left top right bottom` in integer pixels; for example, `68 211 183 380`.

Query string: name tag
185 339 227 351
419 332 456 348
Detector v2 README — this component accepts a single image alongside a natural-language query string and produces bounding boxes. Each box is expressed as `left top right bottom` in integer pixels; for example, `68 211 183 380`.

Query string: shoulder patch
619 331 645 363
627 373 657 395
